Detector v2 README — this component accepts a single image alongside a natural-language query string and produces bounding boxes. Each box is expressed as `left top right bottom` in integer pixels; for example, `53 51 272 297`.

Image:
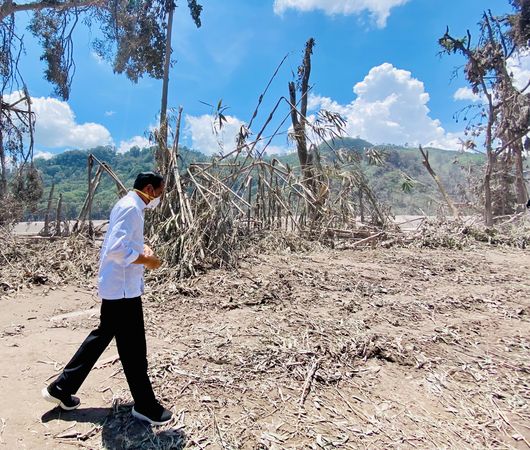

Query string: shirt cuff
124 249 140 266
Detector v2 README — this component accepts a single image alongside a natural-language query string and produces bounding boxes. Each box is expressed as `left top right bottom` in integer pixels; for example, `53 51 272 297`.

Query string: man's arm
106 208 162 270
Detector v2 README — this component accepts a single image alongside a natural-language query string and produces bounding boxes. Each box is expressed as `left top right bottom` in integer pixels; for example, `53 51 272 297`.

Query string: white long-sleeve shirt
98 191 146 300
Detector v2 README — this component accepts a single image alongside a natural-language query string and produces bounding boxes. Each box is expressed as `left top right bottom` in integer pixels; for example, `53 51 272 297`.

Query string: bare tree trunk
43 183 55 236
55 193 63 236
288 38 315 186
484 158 494 226
289 38 326 225
359 188 365 223
484 109 495 227
0 0 103 21
497 151 513 216
166 107 194 227
0 97 6 198
165 106 183 192
419 145 459 218
289 82 309 170
87 154 94 236
0 130 6 199
513 139 528 205
157 1 174 172
74 164 103 231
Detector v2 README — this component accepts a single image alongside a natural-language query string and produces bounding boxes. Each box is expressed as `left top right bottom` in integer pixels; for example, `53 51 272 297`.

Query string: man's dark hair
133 172 164 190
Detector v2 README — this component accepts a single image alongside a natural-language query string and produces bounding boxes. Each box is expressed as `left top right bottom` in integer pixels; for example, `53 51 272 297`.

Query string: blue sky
11 0 525 158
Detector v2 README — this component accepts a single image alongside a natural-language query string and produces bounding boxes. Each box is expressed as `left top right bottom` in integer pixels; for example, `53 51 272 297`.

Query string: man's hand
144 255 162 270
143 245 161 269
133 248 162 269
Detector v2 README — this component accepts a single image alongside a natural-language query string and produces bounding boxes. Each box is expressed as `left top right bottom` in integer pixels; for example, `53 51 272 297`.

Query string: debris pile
114 247 528 449
0 227 98 295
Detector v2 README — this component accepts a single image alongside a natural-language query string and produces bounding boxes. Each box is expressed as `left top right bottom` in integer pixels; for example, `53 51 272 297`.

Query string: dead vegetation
67 245 527 449
0 226 98 294
399 214 530 250
1 213 529 449
3 211 530 297
0 30 528 450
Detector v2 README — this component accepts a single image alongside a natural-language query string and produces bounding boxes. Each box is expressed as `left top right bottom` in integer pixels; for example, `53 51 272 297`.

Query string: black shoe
132 403 172 426
42 383 81 411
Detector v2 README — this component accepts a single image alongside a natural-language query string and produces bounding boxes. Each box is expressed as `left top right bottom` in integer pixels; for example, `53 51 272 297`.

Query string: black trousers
54 297 157 409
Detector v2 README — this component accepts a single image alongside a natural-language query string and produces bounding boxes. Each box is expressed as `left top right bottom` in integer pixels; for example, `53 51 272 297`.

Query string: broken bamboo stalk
419 145 459 218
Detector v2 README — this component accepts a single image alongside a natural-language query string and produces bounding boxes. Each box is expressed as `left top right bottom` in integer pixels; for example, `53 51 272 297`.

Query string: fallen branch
299 358 320 406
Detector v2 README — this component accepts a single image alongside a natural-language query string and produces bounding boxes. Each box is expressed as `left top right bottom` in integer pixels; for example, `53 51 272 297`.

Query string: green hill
316 138 485 214
32 145 207 220
30 139 489 220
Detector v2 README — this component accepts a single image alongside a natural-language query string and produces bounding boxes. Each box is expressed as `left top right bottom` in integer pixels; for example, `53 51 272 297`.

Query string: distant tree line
27 140 488 221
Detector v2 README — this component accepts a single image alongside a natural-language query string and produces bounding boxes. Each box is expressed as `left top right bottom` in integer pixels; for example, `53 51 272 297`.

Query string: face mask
146 195 161 209
134 189 161 209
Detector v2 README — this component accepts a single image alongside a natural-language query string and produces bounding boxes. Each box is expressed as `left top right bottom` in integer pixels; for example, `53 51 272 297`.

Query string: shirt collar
129 190 147 211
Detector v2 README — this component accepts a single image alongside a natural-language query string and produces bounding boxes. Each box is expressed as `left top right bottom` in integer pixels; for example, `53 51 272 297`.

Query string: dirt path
0 285 113 448
1 246 529 449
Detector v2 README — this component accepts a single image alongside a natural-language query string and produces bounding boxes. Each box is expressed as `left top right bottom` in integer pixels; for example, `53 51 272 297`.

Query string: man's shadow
41 404 185 450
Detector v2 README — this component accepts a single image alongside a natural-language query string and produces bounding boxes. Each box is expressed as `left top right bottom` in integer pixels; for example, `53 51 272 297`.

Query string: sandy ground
12 216 450 236
13 221 108 236
0 244 529 449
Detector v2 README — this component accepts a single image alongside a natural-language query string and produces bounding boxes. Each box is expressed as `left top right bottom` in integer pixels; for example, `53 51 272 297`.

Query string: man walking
42 172 172 426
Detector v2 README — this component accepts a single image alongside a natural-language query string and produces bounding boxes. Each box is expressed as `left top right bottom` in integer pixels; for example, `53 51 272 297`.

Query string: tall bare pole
513 138 528 205
87 154 94 235
0 99 6 198
158 1 175 172
288 38 315 181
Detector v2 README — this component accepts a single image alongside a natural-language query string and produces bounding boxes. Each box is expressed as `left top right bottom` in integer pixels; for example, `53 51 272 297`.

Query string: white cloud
118 135 151 154
273 0 409 27
34 150 55 160
185 114 246 155
453 87 482 103
5 91 112 149
308 63 462 150
184 114 294 156
507 50 530 92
